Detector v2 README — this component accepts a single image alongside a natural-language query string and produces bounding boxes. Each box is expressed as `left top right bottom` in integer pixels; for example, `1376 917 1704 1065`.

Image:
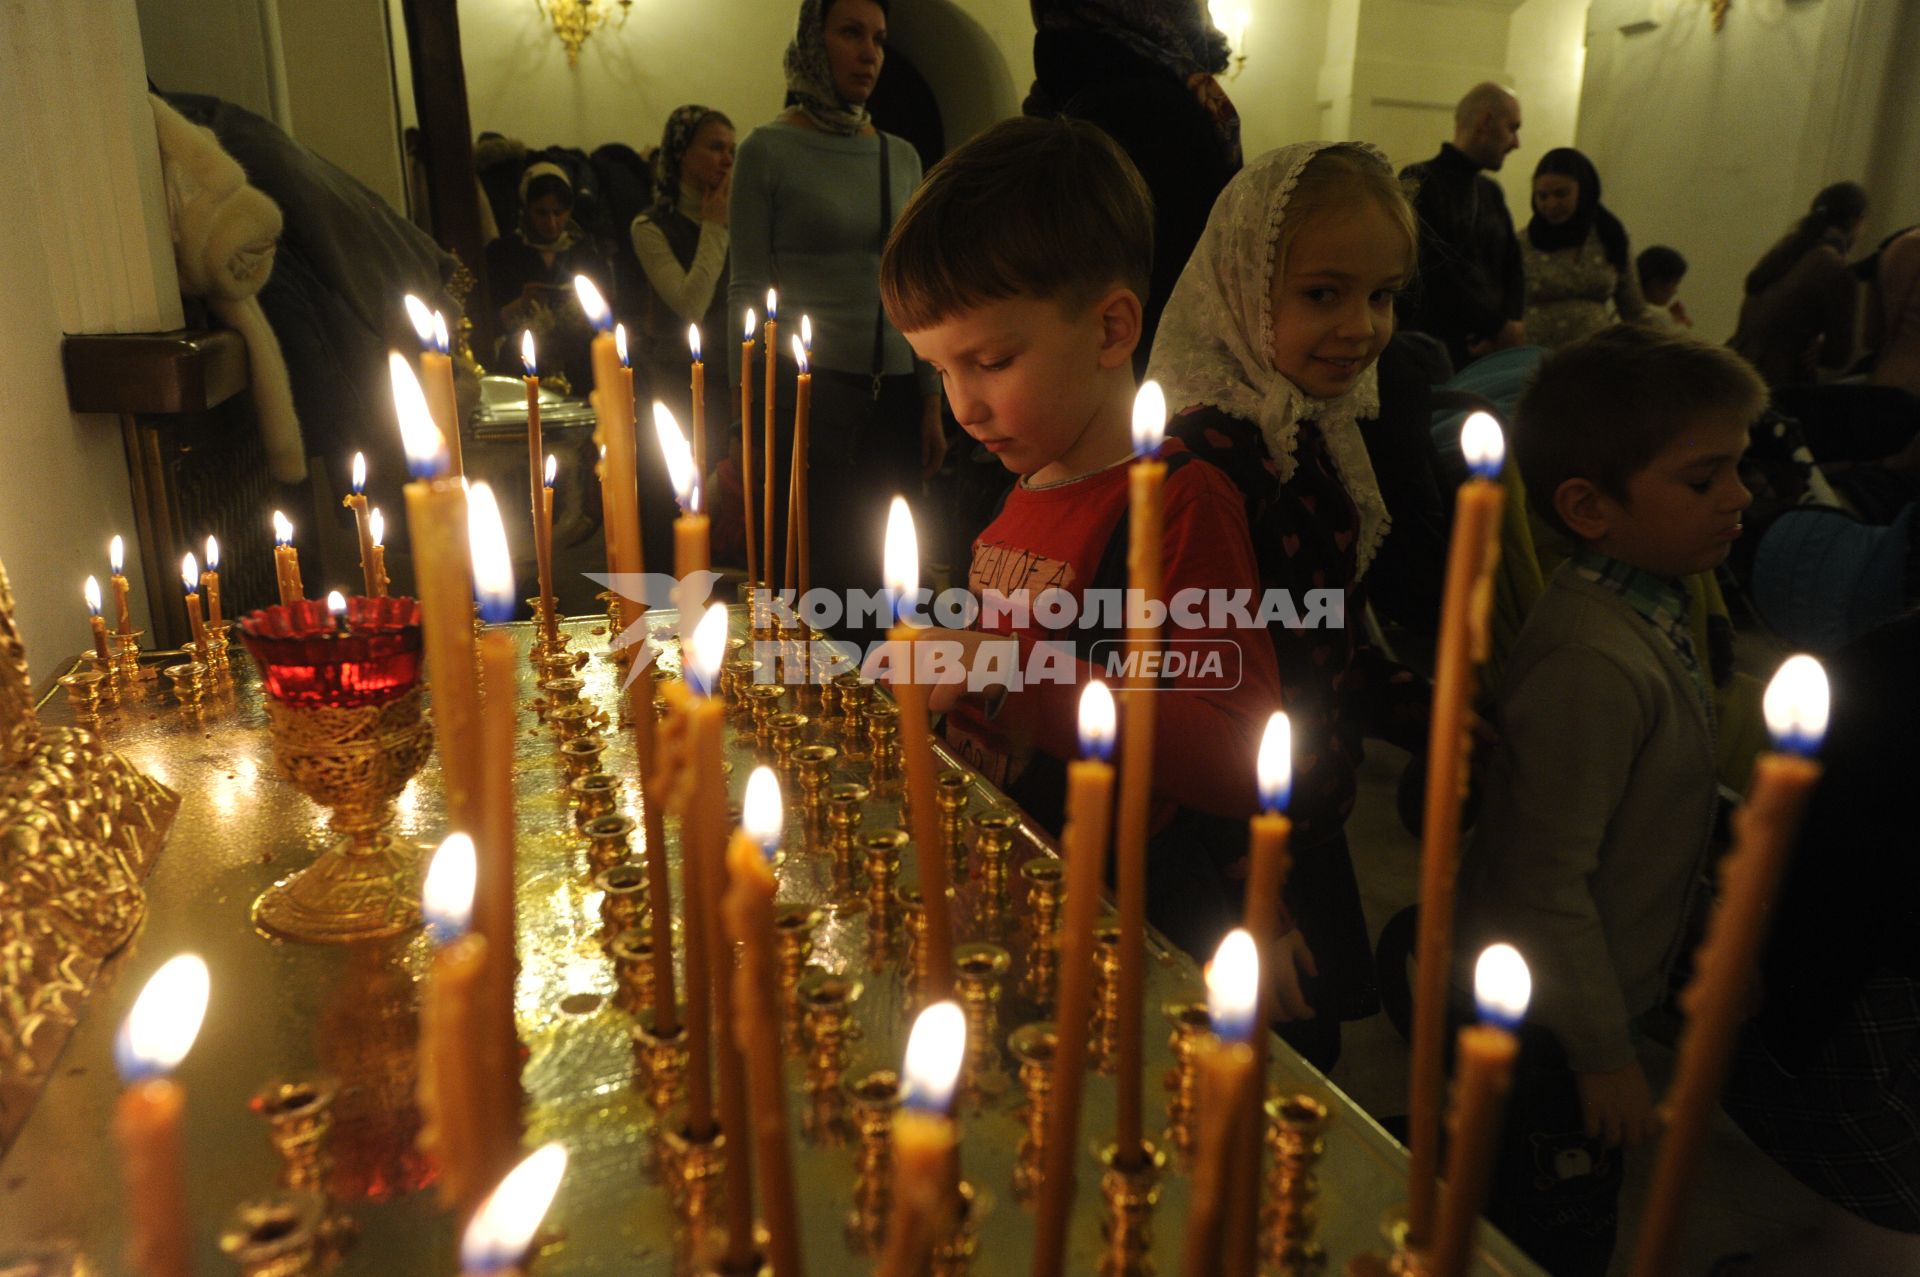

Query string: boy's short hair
1515 325 1767 538
1636 244 1687 287
881 116 1153 332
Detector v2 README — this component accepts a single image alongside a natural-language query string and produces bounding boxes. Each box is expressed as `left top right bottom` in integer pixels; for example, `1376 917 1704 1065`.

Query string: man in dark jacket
1399 82 1527 370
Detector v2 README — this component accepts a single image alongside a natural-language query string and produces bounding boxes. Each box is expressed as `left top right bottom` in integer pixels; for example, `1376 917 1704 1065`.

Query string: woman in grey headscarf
726 0 943 642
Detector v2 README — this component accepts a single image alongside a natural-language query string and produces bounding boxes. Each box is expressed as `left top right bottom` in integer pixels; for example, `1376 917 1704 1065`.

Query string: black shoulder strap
873 134 892 400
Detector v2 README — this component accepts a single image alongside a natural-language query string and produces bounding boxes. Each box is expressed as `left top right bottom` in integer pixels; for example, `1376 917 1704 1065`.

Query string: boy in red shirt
877 116 1283 957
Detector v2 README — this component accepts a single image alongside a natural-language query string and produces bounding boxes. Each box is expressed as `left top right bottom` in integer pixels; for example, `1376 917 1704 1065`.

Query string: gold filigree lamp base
252 835 424 944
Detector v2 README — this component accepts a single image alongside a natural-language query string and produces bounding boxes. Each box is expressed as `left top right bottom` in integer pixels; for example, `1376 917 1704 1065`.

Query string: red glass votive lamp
240 596 424 708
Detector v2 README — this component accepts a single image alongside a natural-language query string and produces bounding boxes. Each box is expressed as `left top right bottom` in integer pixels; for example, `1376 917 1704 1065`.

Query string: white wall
277 0 408 211
136 0 292 128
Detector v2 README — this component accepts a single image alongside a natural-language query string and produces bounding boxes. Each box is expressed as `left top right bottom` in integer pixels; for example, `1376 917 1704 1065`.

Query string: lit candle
741 307 760 587
179 553 207 662
1628 656 1830 1277
418 833 488 1207
344 451 378 597
108 535 134 633
393 352 481 836
202 536 224 637
877 1001 967 1277
575 279 644 628
652 401 709 654
368 509 391 597
1032 680 1118 1277
885 498 954 997
689 322 706 482
1112 379 1168 1166
1431 945 1531 1277
326 589 348 634
786 325 811 600
1407 411 1507 1248
405 294 463 476
521 332 555 641
84 576 112 667
1178 929 1259 1277
469 482 525 1178
459 1143 568 1277
721 764 805 1277
272 510 304 608
763 290 778 592
112 953 210 1277
540 456 557 623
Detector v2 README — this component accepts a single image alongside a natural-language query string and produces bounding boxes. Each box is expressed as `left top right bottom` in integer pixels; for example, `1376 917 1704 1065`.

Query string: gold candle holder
769 711 809 772
798 971 863 1092
818 675 843 723
838 675 872 760
633 1010 689 1114
536 649 579 686
583 812 636 875
932 1180 980 1277
252 1076 339 1195
550 701 597 743
560 735 606 779
109 627 150 683
845 1069 900 1252
1098 1141 1166 1277
1164 1001 1212 1155
570 771 620 829
218 1190 326 1277
1009 1023 1057 1203
1022 937 1060 1011
58 669 107 717
1021 857 1065 940
864 829 906 941
935 767 974 830
774 904 823 1051
744 684 786 749
722 657 759 707
826 781 868 857
865 700 900 777
658 1115 728 1238
1092 925 1123 1070
595 860 649 940
162 659 207 707
970 808 1018 900
609 926 657 1017
793 743 838 809
954 943 1011 1091
1264 1093 1330 1275
898 883 929 989
541 675 585 710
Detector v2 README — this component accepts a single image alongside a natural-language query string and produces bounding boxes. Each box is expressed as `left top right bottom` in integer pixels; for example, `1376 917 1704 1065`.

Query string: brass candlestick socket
550 702 596 743
837 675 872 753
658 1116 727 1237
773 904 823 1048
541 675 585 710
583 812 636 875
632 1011 689 1113
744 684 786 747
970 808 1018 897
570 771 620 829
1098 1141 1166 1277
864 701 900 775
596 861 649 939
560 735 606 779
722 657 759 707
817 675 843 722
932 1179 980 1277
1021 857 1065 939
1009 1023 1057 1203
1164 1001 1212 1154
897 884 929 988
826 782 868 855
109 628 149 682
162 660 208 706
58 669 107 717
1264 1093 1330 1275
536 650 578 685
1092 926 1123 1069
219 1190 326 1277
609 927 657 1016
798 971 863 1090
768 711 809 770
935 767 974 826
954 943 1011 1090
793 744 838 808
1022 939 1060 1010
863 829 906 938
252 1076 339 1195
845 1069 901 1251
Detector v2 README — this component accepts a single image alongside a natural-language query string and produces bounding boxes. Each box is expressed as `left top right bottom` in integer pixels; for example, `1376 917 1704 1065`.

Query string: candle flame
544 454 557 488
390 351 450 478
689 603 728 697
900 1000 966 1114
114 953 210 1084
1473 943 1531 1030
743 765 783 854
351 451 367 494
521 329 537 377
615 323 629 367
1131 379 1166 458
791 332 809 374
422 832 477 944
652 402 698 513
1078 679 1116 761
273 510 294 546
180 552 199 594
1205 928 1259 1043
1762 653 1829 755
403 293 435 345
369 508 385 547
432 310 449 354
883 497 918 612
1257 712 1292 814
205 535 220 571
110 534 125 575
467 482 517 623
800 314 812 350
85 576 102 616
1460 411 1505 479
766 288 778 321
573 275 610 330
688 323 702 362
460 1143 568 1274
327 590 347 617
744 307 756 339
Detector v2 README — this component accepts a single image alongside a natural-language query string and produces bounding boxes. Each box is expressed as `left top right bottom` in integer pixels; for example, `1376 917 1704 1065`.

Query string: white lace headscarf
1147 141 1394 575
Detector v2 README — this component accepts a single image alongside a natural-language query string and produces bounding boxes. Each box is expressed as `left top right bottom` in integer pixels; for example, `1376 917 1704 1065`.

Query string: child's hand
1575 1062 1658 1148
1268 929 1319 1021
1669 299 1692 327
862 628 1005 714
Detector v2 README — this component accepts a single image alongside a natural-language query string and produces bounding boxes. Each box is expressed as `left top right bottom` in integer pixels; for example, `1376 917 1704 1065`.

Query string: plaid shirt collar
1569 548 1710 709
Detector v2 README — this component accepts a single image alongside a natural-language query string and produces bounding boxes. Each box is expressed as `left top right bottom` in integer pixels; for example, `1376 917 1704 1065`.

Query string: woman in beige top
1520 147 1647 350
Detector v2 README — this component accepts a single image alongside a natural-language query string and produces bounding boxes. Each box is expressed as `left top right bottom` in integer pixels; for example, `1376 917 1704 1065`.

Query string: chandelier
536 0 632 67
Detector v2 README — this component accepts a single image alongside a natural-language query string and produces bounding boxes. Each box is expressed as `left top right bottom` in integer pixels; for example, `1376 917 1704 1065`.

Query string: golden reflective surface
0 614 1536 1275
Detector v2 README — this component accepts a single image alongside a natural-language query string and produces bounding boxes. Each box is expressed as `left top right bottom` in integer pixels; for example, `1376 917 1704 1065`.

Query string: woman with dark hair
484 162 611 393
728 0 943 641
1024 0 1242 374
1732 181 1869 387
1519 147 1647 349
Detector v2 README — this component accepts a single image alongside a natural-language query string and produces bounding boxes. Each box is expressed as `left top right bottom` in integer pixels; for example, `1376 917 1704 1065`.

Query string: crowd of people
468 2 1918 1273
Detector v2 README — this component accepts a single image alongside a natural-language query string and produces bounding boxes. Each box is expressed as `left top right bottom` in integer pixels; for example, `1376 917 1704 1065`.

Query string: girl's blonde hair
1273 144 1419 278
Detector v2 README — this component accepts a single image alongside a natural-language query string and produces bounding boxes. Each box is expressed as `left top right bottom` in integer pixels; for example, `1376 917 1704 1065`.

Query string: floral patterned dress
1521 229 1648 350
